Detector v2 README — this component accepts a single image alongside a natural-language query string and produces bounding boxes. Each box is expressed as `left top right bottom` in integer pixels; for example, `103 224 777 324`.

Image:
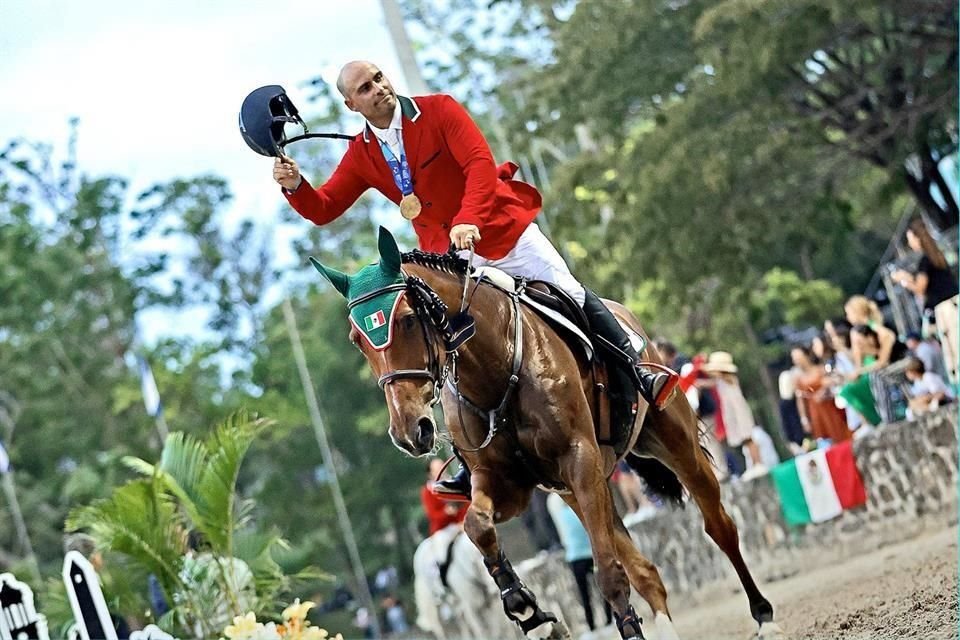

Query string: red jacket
284 94 541 260
420 485 468 535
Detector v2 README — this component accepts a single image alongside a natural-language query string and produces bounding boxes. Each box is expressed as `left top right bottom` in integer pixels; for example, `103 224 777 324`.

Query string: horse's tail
623 453 685 507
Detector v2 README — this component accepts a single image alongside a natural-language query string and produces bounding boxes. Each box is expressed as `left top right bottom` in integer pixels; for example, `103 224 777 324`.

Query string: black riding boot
432 450 472 501
582 289 678 410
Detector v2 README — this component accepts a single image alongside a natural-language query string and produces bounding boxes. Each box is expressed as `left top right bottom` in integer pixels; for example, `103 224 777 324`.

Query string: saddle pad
471 267 646 360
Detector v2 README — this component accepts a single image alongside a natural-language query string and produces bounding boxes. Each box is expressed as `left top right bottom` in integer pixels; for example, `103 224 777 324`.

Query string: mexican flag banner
770 440 867 526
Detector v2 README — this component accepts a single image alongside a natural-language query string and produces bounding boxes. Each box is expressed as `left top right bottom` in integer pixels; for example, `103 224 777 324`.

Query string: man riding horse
268 61 680 499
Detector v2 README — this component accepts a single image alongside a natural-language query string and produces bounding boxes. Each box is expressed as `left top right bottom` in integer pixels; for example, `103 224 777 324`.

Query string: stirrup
636 362 679 410
431 463 472 501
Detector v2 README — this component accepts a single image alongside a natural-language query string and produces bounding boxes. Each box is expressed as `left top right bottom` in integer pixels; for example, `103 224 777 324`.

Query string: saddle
472 267 639 457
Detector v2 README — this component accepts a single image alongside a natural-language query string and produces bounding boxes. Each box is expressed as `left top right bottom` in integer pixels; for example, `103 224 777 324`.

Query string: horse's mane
401 249 469 276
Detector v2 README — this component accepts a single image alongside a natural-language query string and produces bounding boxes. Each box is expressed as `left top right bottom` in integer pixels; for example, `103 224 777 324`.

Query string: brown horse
312 228 786 640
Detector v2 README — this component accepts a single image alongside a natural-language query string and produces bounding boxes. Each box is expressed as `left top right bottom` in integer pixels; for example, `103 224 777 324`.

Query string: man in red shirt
421 458 468 536
273 61 678 497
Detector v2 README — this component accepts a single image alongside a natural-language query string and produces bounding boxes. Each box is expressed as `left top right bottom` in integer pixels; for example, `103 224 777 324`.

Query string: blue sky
2 0 414 343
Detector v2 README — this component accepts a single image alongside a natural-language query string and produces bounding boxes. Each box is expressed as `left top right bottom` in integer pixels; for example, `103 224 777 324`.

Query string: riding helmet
238 85 304 157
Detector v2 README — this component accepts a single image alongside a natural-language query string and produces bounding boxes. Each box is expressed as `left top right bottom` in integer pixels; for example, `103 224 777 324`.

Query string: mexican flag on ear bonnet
310 227 407 350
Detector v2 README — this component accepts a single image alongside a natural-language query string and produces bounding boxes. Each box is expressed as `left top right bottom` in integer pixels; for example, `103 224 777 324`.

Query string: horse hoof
527 617 571 640
756 621 788 640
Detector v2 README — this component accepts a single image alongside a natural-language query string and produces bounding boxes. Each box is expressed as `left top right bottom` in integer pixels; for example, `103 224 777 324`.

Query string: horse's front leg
464 470 570 640
560 440 647 640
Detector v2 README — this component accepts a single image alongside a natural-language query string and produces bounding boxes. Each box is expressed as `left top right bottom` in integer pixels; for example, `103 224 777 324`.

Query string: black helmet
239 85 305 157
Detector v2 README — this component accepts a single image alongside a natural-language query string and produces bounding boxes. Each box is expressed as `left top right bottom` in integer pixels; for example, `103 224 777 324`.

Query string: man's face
342 64 397 122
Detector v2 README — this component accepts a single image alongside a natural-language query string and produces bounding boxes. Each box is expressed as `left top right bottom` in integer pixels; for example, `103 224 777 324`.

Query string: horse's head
312 228 446 457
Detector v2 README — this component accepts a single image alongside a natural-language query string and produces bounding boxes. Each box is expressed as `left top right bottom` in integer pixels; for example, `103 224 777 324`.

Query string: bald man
274 61 678 499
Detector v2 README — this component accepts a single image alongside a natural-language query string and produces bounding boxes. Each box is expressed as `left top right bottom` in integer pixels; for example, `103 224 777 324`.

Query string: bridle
356 275 453 408
359 264 525 451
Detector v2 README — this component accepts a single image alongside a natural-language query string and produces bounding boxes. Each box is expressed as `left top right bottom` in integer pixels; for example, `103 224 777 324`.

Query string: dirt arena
664 525 958 640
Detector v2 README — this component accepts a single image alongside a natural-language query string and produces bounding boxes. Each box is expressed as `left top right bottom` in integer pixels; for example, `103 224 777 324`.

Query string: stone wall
514 408 958 638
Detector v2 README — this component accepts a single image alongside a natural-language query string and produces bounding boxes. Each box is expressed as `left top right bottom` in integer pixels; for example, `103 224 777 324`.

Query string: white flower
224 613 259 640
222 613 282 640
282 599 316 622
256 622 282 640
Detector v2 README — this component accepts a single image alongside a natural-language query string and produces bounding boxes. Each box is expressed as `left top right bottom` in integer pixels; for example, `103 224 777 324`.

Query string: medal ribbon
378 137 414 197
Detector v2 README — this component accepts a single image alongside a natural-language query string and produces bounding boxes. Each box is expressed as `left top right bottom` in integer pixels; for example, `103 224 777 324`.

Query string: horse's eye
402 314 418 331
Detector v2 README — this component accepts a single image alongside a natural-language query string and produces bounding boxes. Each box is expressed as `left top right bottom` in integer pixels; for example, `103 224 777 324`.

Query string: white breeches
464 223 586 306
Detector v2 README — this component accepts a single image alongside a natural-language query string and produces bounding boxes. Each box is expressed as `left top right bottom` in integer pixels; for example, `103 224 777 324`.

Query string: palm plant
66 411 295 639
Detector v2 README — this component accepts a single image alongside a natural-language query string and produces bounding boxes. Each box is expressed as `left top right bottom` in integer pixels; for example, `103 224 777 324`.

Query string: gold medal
400 193 422 220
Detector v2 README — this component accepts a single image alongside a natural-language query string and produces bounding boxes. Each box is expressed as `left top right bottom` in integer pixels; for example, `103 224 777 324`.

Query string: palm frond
191 412 272 554
66 478 187 591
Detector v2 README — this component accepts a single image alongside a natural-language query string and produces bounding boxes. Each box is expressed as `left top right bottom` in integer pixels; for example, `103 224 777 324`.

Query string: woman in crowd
837 322 884 426
824 320 864 432
843 295 901 371
791 345 852 443
891 218 959 385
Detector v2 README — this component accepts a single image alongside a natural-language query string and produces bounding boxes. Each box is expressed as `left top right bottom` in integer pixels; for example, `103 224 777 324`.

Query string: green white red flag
770 440 866 526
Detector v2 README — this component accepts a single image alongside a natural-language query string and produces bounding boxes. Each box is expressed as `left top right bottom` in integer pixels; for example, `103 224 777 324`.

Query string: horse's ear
378 226 402 274
309 257 350 298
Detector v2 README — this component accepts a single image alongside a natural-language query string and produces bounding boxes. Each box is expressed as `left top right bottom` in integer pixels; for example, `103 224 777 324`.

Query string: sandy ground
657 525 959 640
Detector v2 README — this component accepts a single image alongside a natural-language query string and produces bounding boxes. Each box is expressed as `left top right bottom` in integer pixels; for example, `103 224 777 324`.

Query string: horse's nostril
416 416 435 450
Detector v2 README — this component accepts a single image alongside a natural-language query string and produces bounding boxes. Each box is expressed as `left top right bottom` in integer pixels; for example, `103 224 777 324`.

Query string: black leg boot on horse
484 550 568 638
582 289 679 410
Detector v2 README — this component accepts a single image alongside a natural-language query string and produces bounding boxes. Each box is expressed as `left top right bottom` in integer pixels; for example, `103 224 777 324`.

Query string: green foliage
753 268 844 328
3 3 955 631
67 413 306 639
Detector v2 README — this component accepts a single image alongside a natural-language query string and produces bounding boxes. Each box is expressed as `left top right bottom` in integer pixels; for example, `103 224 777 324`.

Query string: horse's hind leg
647 403 786 639
563 490 680 640
464 471 570 640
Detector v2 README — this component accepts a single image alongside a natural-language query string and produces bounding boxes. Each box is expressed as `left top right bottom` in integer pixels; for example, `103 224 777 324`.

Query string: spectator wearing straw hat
701 352 767 480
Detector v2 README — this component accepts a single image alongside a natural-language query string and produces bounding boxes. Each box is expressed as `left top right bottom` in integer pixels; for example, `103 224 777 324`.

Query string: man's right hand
273 155 302 191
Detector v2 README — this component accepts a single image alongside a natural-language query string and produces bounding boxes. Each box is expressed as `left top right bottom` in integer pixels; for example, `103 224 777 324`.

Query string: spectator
904 357 954 418
824 320 864 433
701 352 766 480
354 606 375 639
682 358 728 480
521 490 563 552
837 325 883 426
747 425 780 470
654 339 690 372
843 295 901 372
791 345 852 444
905 331 948 381
777 367 805 451
381 595 410 636
891 218 959 385
63 533 131 639
420 458 468 536
545 493 612 633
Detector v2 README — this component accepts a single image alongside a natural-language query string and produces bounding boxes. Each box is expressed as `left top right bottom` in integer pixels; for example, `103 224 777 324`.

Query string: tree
694 0 958 229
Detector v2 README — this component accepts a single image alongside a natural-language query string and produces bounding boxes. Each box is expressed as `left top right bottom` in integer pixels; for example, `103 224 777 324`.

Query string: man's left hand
450 224 481 250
